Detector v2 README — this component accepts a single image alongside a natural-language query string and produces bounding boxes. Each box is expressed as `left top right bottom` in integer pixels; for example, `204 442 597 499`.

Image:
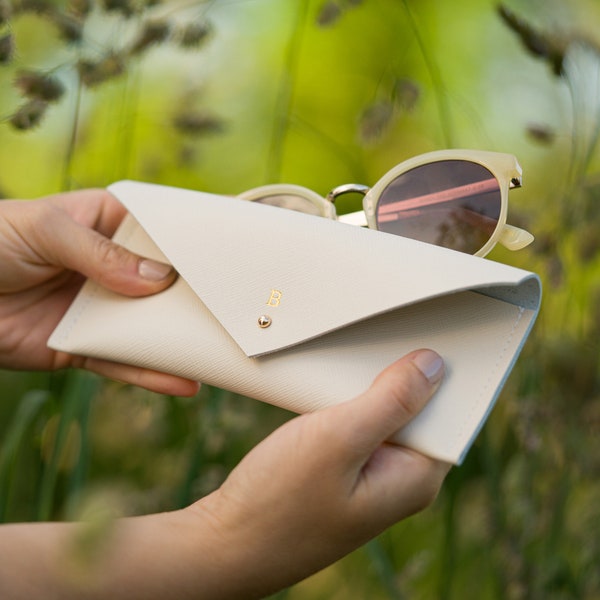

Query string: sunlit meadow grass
1 1 600 598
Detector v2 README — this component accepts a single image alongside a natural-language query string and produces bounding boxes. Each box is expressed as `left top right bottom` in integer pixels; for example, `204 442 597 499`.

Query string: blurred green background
1 0 599 598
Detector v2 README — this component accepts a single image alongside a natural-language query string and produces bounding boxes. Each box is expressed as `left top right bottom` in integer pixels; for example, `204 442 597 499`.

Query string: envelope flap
108 180 541 358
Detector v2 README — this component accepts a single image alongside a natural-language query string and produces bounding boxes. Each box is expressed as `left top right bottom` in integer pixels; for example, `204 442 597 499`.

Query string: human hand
0 189 198 396
0 349 448 599
184 348 449 598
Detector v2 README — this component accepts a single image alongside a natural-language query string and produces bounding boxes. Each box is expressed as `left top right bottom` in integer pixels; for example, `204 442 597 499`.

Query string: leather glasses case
48 180 542 464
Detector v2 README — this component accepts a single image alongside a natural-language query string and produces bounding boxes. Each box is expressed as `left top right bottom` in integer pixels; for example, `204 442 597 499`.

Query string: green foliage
1 0 600 598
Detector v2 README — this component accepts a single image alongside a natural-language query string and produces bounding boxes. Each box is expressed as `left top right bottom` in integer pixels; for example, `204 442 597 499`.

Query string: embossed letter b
266 289 283 307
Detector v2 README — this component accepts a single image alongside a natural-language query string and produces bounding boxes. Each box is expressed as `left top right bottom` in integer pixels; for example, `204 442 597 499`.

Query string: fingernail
138 258 174 281
412 349 445 384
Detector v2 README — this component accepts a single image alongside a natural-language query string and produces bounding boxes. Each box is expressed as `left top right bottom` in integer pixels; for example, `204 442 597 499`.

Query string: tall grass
1 1 599 598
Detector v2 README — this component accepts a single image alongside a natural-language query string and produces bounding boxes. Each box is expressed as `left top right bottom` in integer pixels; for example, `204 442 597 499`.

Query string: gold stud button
258 315 272 328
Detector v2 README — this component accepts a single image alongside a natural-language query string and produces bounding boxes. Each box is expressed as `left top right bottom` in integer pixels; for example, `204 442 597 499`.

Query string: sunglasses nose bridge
326 183 371 204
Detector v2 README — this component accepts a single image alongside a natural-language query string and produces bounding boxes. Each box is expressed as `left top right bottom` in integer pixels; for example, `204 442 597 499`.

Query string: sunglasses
238 149 534 257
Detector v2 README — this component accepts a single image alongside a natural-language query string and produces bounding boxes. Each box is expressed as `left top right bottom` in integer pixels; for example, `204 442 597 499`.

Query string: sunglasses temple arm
498 223 535 251
335 211 534 253
337 210 369 226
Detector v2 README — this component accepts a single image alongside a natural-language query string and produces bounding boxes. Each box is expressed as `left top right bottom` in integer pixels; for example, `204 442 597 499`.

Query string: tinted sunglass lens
253 194 322 216
375 160 502 254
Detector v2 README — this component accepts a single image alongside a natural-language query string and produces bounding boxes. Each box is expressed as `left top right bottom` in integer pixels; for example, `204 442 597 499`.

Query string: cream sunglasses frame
238 149 534 257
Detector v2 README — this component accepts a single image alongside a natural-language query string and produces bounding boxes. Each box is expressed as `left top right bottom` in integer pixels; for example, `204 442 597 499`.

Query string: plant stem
400 0 454 147
36 372 99 522
62 73 83 191
0 391 48 523
265 0 310 183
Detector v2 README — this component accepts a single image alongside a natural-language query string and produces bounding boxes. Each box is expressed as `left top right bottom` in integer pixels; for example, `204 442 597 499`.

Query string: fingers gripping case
48 181 542 464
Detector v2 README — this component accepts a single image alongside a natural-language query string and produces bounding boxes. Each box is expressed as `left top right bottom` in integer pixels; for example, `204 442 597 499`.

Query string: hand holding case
48 180 542 464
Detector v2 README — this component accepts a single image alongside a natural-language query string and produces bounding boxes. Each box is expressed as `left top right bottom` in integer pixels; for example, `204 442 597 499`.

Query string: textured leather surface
48 181 542 464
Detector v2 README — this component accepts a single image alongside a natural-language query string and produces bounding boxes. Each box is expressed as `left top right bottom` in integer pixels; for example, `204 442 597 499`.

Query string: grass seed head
172 110 224 137
77 53 126 87
101 0 135 18
0 0 11 25
358 101 394 144
15 70 65 102
50 11 84 42
316 1 342 27
179 21 211 49
0 33 12 63
498 4 566 76
67 0 92 19
128 19 171 56
393 78 420 112
9 98 48 130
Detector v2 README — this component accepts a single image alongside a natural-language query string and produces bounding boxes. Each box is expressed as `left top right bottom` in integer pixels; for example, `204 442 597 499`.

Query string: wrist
183 491 274 599
184 489 333 599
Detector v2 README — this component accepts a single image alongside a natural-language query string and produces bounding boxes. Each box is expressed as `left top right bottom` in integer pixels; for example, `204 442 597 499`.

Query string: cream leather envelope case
48 181 542 464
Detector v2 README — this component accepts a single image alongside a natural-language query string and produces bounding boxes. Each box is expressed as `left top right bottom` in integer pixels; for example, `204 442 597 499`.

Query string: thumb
41 206 177 297
337 349 445 459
